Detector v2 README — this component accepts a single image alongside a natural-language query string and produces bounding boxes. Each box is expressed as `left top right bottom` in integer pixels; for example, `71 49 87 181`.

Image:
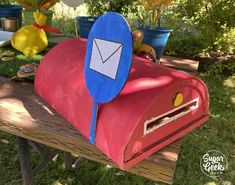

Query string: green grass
0 46 44 79
0 47 234 184
174 74 235 185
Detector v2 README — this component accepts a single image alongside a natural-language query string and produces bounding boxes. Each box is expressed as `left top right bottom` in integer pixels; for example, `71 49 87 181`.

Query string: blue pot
0 5 22 28
76 16 97 38
139 26 172 60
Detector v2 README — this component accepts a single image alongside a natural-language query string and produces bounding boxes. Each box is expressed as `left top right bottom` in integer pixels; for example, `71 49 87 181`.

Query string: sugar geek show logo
200 150 228 178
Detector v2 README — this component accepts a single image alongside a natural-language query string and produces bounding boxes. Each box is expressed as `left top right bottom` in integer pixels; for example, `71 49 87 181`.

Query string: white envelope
89 38 123 80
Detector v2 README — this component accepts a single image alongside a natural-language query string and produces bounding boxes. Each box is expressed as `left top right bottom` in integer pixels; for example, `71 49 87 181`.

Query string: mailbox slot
144 97 199 135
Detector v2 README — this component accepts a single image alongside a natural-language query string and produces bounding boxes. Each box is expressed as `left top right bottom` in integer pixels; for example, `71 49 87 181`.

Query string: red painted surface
35 38 209 169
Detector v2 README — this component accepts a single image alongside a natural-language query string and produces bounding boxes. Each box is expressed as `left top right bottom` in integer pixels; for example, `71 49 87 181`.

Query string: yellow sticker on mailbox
174 93 183 107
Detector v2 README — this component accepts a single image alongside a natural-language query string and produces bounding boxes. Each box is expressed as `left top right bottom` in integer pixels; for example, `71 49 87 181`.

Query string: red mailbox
35 38 209 169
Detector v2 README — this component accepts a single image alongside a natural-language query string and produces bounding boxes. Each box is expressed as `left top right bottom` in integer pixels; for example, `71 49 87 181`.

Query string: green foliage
206 61 235 79
136 0 174 28
15 0 60 10
52 17 76 36
164 0 235 55
84 0 137 17
177 0 235 30
0 46 42 78
165 28 209 56
0 0 16 4
214 29 235 55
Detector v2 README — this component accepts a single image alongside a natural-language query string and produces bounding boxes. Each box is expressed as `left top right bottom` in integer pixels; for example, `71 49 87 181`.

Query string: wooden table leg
64 152 84 171
16 137 34 185
16 138 60 185
16 136 82 184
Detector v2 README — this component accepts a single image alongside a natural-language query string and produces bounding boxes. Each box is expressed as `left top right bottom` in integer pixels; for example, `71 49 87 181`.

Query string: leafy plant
15 0 59 10
165 31 208 56
0 0 15 4
84 0 137 17
206 61 235 78
214 28 235 55
173 0 235 55
137 0 174 28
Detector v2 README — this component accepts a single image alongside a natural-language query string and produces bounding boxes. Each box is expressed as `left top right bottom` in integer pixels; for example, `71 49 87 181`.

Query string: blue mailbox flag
84 12 133 144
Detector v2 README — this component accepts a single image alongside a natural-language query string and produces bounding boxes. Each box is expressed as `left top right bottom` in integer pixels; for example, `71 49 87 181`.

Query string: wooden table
160 55 199 72
0 77 181 185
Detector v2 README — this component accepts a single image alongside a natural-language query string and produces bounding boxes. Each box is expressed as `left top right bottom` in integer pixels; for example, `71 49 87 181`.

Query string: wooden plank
0 77 180 184
160 55 199 72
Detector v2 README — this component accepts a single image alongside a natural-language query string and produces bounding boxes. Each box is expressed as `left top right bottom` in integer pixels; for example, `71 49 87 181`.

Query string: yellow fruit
132 30 144 52
137 44 156 59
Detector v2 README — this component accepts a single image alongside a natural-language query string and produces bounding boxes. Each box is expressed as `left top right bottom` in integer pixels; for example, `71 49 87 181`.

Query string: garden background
0 0 234 184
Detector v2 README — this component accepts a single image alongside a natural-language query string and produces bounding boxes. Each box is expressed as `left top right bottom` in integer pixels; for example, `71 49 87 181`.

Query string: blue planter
76 16 97 38
0 5 22 28
139 26 172 60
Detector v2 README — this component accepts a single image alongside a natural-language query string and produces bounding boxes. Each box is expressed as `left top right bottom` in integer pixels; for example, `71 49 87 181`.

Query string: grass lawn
0 44 235 185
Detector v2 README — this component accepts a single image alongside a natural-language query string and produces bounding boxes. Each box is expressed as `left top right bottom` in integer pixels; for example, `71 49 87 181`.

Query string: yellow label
174 93 183 107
